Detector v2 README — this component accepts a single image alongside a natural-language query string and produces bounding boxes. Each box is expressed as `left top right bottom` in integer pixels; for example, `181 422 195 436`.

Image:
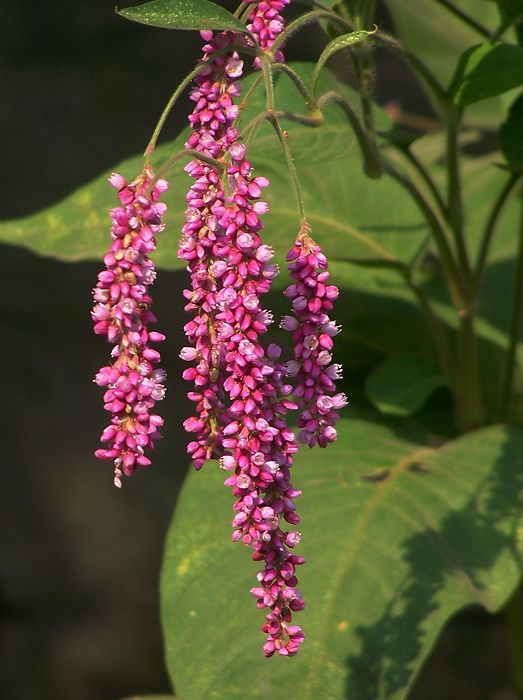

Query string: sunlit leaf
161 415 523 699
450 42 523 106
117 0 246 32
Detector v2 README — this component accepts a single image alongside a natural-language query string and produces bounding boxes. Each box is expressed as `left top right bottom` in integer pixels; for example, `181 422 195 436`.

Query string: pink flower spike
283 227 346 447
92 165 167 486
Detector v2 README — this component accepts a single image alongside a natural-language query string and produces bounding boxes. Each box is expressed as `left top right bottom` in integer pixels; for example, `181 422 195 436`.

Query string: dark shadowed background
0 1 517 699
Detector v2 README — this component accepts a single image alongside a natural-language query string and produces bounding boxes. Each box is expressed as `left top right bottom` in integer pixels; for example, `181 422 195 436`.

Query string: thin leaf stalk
445 110 472 284
317 90 382 178
383 161 468 309
399 146 448 220
474 173 520 289
267 114 308 224
272 63 315 109
270 9 352 53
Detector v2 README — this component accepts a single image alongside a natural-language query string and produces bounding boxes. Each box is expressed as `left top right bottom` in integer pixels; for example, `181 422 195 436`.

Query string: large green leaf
450 42 523 106
161 415 523 699
0 64 427 269
117 0 246 33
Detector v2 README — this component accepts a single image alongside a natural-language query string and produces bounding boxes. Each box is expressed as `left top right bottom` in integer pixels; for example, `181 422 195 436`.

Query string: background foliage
2 1 523 699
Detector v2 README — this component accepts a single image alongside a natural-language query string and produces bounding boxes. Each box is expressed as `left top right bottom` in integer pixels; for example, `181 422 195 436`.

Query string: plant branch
500 188 523 422
396 146 448 219
317 90 382 178
272 63 315 109
433 0 492 38
445 112 472 282
404 272 453 377
474 173 520 288
271 9 352 52
383 160 468 308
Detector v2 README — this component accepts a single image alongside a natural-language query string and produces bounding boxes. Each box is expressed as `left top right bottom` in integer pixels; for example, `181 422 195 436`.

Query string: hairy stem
500 189 523 422
272 63 315 109
271 9 352 52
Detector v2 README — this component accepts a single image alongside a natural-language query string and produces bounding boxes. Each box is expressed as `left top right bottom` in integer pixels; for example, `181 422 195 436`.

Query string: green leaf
365 354 449 416
161 416 523 699
384 0 515 126
499 91 523 168
311 30 374 97
117 0 246 33
450 41 523 105
0 64 426 269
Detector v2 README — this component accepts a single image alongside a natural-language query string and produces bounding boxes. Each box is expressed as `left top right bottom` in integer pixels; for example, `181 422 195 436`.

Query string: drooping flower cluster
92 0 347 659
282 228 348 447
179 29 247 468
92 166 168 488
178 18 307 655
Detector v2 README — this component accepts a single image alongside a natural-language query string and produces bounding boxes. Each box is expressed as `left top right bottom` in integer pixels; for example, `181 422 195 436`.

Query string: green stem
433 0 492 38
404 273 453 377
445 111 472 282
505 585 523 697
474 173 520 288
500 189 523 422
262 57 275 111
399 146 448 219
231 73 265 131
267 113 308 223
261 60 308 223
271 9 352 53
272 63 315 109
383 161 467 308
353 44 377 156
318 91 383 178
454 309 484 430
